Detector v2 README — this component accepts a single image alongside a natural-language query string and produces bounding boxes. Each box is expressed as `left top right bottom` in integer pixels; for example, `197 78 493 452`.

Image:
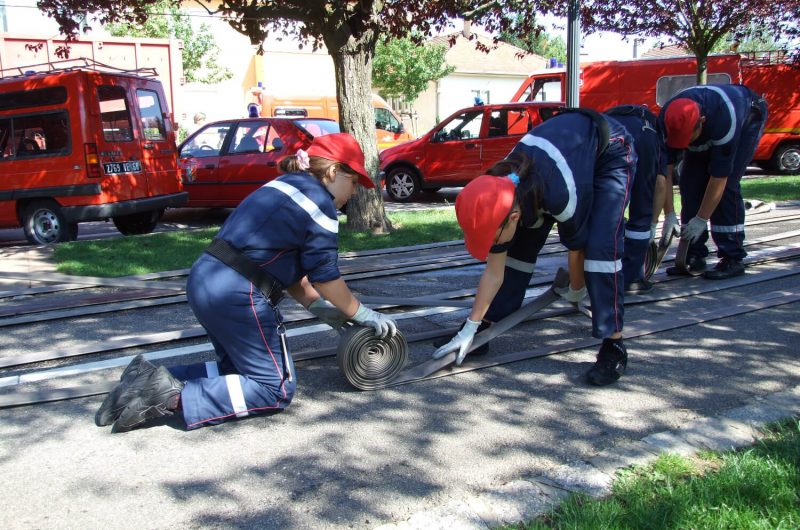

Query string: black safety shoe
624 279 654 294
586 338 628 386
95 354 157 427
703 258 745 280
666 255 706 276
111 366 184 433
433 320 492 355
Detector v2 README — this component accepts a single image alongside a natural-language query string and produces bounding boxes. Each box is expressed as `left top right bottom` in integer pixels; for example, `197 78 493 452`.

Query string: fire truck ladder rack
0 57 159 79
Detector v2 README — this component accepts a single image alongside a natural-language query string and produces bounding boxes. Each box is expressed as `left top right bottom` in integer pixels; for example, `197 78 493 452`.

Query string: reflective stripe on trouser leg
485 220 554 322
586 134 634 338
678 153 711 259
622 134 657 284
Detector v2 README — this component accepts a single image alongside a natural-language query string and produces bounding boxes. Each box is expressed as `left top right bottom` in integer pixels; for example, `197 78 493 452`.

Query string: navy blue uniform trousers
681 98 768 261
175 254 296 429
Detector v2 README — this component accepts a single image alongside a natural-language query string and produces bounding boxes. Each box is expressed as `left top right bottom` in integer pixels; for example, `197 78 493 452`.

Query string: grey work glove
555 284 587 303
660 212 681 246
308 298 348 331
352 303 397 339
681 215 708 244
432 318 480 366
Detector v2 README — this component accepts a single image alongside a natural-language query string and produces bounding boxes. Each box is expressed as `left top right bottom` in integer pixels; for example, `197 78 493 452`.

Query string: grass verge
53 208 461 277
52 175 800 277
507 418 800 529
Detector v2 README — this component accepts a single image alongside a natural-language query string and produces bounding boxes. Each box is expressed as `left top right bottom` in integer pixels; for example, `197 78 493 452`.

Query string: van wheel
22 200 78 245
113 209 163 236
772 143 800 175
385 167 420 202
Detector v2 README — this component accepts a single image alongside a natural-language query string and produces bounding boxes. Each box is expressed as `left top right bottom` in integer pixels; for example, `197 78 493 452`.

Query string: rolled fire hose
643 232 675 280
674 237 703 276
336 325 408 390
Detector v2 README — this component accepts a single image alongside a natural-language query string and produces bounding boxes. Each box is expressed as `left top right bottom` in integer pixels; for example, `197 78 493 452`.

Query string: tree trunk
695 50 709 85
325 28 393 234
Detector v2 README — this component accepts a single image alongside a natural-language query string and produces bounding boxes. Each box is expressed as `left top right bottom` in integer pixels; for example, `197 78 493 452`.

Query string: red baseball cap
664 98 701 149
308 132 374 188
455 175 516 261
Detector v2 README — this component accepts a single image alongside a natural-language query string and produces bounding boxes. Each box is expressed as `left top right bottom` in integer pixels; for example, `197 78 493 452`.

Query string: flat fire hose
674 237 704 276
336 268 570 390
644 232 675 281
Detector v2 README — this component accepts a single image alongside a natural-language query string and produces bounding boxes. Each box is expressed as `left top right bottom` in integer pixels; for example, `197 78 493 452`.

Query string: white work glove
660 212 680 246
351 303 397 339
554 284 587 303
308 298 349 331
681 216 708 244
432 318 480 366
650 223 658 244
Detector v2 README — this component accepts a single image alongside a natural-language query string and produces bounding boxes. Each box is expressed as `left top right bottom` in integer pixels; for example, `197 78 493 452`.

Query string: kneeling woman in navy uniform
434 111 636 386
97 133 397 432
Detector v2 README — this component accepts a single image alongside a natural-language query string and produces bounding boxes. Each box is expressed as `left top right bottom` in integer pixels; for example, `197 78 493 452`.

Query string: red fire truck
512 52 800 174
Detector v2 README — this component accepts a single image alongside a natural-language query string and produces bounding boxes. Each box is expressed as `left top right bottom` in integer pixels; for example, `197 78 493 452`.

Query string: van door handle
204 164 216 169
267 161 276 167
464 143 477 149
143 142 155 150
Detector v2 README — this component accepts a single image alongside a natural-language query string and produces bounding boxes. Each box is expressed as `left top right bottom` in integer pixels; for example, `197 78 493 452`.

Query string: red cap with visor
664 98 701 149
307 133 374 188
455 175 516 261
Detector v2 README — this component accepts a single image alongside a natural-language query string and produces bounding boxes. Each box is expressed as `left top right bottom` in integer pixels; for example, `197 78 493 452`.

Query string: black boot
703 258 745 280
95 354 157 426
586 338 628 386
666 255 706 276
433 320 492 355
112 366 184 433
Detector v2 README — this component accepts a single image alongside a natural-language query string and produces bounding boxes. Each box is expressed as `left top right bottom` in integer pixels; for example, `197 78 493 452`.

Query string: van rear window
137 89 167 141
0 87 68 111
98 85 134 142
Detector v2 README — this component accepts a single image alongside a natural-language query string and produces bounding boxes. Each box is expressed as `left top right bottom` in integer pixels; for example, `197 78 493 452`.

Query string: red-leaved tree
36 0 558 232
569 0 800 84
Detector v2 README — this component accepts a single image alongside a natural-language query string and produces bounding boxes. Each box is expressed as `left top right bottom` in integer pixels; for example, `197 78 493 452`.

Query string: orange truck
259 93 414 150
512 52 800 173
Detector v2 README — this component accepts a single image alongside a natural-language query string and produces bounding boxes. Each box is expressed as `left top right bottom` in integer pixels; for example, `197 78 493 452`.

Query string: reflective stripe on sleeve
584 258 622 273
266 180 339 234
224 374 250 418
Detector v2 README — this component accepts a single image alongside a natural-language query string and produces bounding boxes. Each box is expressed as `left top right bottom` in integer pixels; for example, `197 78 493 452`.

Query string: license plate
103 161 142 174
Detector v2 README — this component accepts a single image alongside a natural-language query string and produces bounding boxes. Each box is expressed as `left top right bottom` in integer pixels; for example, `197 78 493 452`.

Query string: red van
0 59 187 244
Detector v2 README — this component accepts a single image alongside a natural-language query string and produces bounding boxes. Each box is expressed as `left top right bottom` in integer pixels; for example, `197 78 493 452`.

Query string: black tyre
772 143 800 175
385 166 420 202
22 200 78 245
113 209 163 236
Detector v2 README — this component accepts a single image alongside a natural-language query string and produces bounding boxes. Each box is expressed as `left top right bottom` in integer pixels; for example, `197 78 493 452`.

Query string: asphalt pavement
0 199 799 530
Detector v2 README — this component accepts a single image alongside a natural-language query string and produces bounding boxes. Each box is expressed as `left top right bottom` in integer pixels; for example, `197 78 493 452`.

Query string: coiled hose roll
337 325 408 390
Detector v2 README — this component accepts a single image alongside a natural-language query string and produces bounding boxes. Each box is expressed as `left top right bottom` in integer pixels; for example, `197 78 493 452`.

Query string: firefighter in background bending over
605 104 669 293
659 84 768 279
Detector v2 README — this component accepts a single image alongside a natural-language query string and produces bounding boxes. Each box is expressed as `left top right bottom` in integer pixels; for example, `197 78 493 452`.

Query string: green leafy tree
106 0 232 84
373 36 454 104
499 13 566 64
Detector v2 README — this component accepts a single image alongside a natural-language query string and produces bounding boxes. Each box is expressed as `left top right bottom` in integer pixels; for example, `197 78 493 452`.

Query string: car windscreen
294 119 340 138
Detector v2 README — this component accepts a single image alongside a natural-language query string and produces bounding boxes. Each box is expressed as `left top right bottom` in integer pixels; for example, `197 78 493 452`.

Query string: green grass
507 418 800 530
53 208 461 277
52 175 800 277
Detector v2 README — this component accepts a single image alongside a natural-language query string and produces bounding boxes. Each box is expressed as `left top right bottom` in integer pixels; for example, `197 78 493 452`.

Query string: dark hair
485 151 543 219
278 154 356 183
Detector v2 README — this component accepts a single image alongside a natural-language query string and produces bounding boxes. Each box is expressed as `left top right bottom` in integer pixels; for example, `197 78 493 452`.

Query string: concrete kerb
374 384 800 530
